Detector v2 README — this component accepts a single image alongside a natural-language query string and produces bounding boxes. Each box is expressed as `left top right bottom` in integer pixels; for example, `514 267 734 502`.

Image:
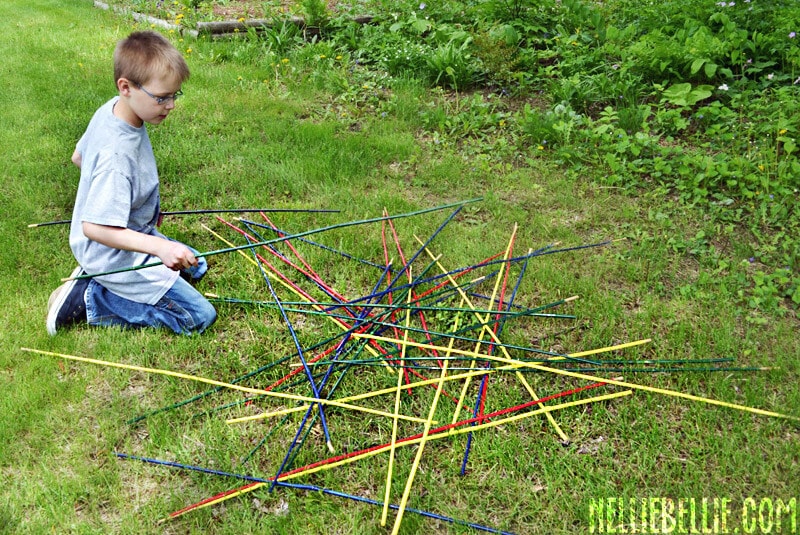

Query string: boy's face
117 74 183 127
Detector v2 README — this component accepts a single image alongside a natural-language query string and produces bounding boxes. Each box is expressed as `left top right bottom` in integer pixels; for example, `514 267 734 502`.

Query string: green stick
62 199 481 281
28 207 339 228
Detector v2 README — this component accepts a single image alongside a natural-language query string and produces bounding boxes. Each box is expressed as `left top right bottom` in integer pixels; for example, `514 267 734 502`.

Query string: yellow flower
186 48 192 54
779 128 788 135
537 145 545 150
238 76 243 81
319 54 326 59
499 120 506 127
238 17 245 23
281 58 290 64
335 55 342 60
176 13 184 19
758 164 765 171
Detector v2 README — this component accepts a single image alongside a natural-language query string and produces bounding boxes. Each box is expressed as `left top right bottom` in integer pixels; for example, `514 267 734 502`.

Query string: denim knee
193 298 217 333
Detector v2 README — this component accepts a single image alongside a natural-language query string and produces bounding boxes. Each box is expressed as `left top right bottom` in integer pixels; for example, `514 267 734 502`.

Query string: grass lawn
1 1 798 534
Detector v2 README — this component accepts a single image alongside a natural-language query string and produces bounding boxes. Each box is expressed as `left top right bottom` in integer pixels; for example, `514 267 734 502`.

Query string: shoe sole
46 266 84 336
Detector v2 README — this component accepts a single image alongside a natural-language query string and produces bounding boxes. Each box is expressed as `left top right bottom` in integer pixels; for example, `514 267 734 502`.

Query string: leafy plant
298 0 329 28
660 82 714 107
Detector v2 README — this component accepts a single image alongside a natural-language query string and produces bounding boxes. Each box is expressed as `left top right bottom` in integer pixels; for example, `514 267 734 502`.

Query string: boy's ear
117 77 133 96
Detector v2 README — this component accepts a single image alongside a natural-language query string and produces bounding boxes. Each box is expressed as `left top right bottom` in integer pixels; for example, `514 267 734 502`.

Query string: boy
46 30 216 336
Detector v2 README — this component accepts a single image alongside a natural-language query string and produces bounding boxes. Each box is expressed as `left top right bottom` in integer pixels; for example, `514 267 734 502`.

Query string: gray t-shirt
70 97 179 305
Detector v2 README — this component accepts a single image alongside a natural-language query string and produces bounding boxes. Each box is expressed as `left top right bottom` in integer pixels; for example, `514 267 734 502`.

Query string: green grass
1 1 799 534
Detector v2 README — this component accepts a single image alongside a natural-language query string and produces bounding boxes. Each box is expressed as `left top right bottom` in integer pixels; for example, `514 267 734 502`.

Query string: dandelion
335 55 342 60
237 76 243 81
537 145 545 150
238 17 245 23
758 164 764 171
779 128 788 135
281 58 290 64
186 48 192 54
319 54 326 59
718 83 729 91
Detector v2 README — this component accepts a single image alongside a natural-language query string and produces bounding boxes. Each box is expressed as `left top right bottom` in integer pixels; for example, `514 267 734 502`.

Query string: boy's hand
82 222 199 271
157 240 199 271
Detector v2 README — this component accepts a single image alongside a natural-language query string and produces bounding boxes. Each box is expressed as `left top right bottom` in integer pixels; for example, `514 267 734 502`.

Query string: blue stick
114 452 517 535
461 249 532 475
245 235 335 468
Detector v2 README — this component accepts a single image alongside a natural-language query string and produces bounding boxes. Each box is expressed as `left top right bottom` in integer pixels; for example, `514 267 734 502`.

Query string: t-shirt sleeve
75 131 87 156
81 152 132 228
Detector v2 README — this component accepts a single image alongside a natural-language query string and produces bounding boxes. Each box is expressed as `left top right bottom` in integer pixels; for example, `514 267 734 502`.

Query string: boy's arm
82 222 198 271
72 150 82 169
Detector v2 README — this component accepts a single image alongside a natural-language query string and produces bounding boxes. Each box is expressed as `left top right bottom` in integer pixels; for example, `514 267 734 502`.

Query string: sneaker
46 266 90 336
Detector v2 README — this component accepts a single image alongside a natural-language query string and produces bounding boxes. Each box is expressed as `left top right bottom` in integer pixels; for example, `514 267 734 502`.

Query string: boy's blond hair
113 31 189 86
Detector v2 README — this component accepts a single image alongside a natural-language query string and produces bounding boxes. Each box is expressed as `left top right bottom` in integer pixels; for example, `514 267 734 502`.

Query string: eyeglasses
136 83 183 105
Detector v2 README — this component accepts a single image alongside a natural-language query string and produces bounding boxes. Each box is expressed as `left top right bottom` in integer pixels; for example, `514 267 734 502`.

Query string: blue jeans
85 258 216 335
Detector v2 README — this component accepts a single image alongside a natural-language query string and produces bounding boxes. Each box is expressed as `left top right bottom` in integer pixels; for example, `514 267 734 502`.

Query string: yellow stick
381 273 414 525
282 390 634 482
348 334 797 420
202 224 392 371
245 339 652 421
391 300 463 534
20 348 428 424
417 236 570 442
451 228 516 426
169 390 633 520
